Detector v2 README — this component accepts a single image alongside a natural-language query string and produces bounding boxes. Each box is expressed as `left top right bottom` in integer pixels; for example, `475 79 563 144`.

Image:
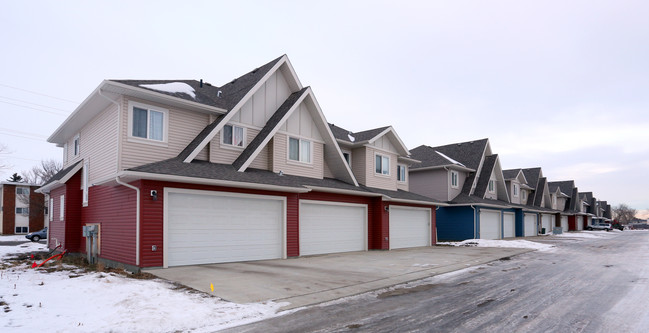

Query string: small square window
375 154 390 175
223 124 245 147
73 134 80 156
343 152 351 166
15 226 28 234
397 165 406 182
288 137 311 163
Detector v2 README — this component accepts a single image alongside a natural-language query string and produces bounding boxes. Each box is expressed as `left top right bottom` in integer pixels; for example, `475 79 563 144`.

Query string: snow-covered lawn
554 230 620 239
0 242 287 333
438 239 555 252
0 235 33 242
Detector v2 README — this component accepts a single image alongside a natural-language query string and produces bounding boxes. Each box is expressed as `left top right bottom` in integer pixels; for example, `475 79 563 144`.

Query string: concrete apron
147 246 532 310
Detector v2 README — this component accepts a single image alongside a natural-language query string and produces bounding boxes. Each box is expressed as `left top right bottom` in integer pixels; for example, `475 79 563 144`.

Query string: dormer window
513 184 519 197
375 154 390 175
222 124 245 147
397 165 406 182
451 170 459 188
522 190 527 201
343 152 351 166
552 195 557 207
488 180 495 193
289 137 311 163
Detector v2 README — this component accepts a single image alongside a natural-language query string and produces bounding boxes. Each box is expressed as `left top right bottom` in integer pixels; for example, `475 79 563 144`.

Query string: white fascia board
105 81 227 114
35 162 84 194
119 170 310 193
303 185 380 197
306 91 359 187
449 202 511 209
183 56 288 163
48 82 106 144
237 88 309 172
410 165 475 173
397 156 421 164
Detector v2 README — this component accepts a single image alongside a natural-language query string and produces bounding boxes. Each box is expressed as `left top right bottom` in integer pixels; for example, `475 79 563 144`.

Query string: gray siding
409 169 449 201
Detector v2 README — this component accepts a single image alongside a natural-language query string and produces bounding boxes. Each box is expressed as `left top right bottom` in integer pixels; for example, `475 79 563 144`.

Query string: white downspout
116 177 140 266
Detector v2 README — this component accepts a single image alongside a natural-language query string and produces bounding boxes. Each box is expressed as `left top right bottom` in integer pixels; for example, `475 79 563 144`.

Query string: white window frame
15 226 28 234
488 179 495 193
397 164 406 182
73 134 80 156
221 124 246 148
16 207 29 215
127 101 169 145
49 198 53 222
16 187 29 195
450 170 459 189
288 137 312 164
342 151 351 166
375 153 390 176
82 160 89 206
60 195 65 221
513 184 519 197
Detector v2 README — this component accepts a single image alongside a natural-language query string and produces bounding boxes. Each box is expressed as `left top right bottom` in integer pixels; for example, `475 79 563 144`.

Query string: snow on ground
0 240 48 259
0 244 287 333
139 82 196 98
1 235 34 242
554 231 618 239
438 239 555 252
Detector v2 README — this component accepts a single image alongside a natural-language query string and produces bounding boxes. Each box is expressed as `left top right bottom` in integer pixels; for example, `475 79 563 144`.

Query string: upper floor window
60 195 65 220
522 190 527 201
488 179 495 193
73 134 80 156
16 207 29 215
375 154 390 175
222 124 245 147
552 196 557 207
451 170 459 188
343 152 351 166
16 187 29 195
128 102 168 143
513 184 519 197
289 137 311 163
397 165 406 182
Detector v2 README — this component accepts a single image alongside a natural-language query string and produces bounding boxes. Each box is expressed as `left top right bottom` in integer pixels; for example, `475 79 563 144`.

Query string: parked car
612 221 624 231
25 227 47 242
587 223 612 231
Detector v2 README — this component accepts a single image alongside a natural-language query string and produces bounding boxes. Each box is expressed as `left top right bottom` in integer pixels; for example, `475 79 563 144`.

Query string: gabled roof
35 161 83 193
533 177 548 206
521 168 542 191
410 138 488 171
502 169 520 180
474 154 497 198
232 88 309 171
548 180 574 197
112 56 284 111
328 123 411 157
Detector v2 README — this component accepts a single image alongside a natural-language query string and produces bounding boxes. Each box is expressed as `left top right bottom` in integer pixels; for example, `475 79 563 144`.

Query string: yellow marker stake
210 283 214 292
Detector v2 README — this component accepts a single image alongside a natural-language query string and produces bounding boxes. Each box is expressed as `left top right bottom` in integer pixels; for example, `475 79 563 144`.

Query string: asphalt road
225 232 649 333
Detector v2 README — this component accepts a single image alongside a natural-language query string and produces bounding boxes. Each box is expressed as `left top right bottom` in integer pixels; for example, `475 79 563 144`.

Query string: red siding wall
48 185 66 250
82 182 137 265
286 194 299 257
568 215 576 231
2 185 15 234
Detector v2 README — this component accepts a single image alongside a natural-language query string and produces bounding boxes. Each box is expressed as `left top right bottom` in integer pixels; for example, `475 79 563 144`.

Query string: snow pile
139 82 196 99
347 133 355 142
435 150 466 167
438 239 555 252
1 245 287 332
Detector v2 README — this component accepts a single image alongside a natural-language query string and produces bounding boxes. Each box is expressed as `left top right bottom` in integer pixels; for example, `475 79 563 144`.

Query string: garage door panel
167 192 283 267
390 207 431 249
300 202 366 256
503 213 515 238
480 210 501 240
561 216 569 232
524 213 537 236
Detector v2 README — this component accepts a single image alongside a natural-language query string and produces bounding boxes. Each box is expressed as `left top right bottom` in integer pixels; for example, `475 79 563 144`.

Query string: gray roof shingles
410 138 488 170
39 161 82 188
474 154 497 198
329 123 390 143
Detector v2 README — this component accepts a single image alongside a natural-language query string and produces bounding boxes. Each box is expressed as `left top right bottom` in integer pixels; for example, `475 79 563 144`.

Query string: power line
0 127 48 139
0 131 48 142
0 95 73 113
0 100 68 116
0 82 79 104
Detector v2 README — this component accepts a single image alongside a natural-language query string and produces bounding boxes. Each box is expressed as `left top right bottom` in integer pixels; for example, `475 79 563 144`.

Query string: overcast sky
1 1 647 215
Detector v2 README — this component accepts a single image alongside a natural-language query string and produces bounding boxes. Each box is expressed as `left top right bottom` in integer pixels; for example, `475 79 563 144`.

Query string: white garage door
300 201 366 256
541 215 552 234
166 190 284 267
389 206 431 249
480 210 501 240
524 213 537 236
561 216 569 232
503 213 515 238
577 216 584 231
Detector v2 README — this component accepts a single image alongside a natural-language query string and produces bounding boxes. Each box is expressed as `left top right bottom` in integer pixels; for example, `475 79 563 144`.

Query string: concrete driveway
148 246 531 310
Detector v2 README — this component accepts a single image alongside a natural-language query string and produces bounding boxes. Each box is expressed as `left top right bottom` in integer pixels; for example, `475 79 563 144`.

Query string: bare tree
21 159 62 185
613 204 637 224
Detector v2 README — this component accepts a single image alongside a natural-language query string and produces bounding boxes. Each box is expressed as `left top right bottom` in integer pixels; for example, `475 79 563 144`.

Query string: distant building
0 182 45 234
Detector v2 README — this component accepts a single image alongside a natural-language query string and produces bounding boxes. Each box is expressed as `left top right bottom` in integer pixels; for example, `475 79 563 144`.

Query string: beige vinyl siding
249 141 270 170
271 133 323 179
60 103 119 183
370 135 397 153
351 148 366 185
409 169 449 201
121 97 210 170
210 126 262 166
80 104 119 184
323 160 335 179
484 172 498 200
235 71 292 128
365 147 397 191
510 180 521 204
